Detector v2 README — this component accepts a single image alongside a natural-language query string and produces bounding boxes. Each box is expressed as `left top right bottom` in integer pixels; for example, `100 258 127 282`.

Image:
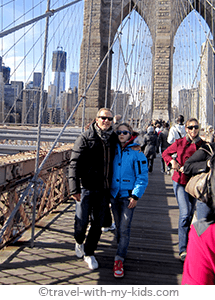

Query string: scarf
94 122 114 144
94 122 114 189
186 134 202 144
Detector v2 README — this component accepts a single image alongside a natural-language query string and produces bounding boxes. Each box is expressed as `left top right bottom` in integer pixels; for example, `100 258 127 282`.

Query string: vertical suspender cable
13 0 16 123
81 0 93 132
1 0 3 124
31 0 51 248
104 0 113 108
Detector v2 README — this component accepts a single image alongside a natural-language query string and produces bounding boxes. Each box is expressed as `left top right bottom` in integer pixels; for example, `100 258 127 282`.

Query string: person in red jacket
162 118 205 261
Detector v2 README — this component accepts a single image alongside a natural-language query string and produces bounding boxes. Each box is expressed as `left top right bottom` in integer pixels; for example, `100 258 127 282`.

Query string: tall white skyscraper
52 48 67 97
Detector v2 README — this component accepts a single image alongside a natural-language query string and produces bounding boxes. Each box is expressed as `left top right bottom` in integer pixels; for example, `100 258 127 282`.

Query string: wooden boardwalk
0 157 183 285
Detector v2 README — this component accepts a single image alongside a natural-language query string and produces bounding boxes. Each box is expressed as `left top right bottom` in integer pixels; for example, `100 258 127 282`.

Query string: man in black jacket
69 108 118 270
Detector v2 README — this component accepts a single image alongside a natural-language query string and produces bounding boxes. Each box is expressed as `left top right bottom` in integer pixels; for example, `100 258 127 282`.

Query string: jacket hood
121 132 139 149
175 124 185 131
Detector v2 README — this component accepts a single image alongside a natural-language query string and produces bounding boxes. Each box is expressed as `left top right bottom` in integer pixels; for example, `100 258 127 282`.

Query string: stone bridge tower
76 0 215 125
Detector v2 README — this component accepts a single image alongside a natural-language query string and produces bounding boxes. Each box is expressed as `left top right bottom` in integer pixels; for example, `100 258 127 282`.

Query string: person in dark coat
141 126 158 173
182 150 215 285
68 108 118 270
158 122 170 174
183 142 215 220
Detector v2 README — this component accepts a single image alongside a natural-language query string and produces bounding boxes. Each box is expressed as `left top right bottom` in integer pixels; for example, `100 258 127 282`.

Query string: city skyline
0 1 214 118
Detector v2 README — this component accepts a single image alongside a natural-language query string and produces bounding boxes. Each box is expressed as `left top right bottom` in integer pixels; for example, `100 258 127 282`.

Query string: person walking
183 142 215 220
68 108 118 270
110 122 148 277
162 118 205 261
158 122 170 174
167 115 186 144
141 126 158 173
182 153 215 285
181 209 215 285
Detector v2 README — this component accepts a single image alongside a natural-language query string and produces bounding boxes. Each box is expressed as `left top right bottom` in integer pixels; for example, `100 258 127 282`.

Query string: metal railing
0 143 73 249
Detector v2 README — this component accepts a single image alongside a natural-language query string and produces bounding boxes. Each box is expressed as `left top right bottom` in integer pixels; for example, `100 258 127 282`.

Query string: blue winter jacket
110 141 148 199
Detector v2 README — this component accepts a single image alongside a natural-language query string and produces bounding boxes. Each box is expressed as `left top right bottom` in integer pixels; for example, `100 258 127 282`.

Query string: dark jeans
147 158 154 172
110 196 135 261
74 188 109 256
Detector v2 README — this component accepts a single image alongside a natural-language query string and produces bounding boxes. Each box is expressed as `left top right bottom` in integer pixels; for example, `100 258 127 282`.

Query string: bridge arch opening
172 8 214 131
110 9 153 129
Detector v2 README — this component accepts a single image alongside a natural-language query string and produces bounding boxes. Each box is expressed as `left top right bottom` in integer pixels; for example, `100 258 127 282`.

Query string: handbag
185 144 214 203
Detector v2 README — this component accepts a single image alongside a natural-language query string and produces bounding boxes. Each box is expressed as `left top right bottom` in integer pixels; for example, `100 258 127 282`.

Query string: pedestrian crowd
68 107 215 284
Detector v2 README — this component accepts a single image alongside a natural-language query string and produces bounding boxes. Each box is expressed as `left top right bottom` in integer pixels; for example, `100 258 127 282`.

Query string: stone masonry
76 0 214 125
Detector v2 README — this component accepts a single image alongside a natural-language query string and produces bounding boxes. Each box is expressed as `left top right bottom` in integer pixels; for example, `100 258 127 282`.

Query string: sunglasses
116 130 131 136
98 116 113 121
187 125 199 130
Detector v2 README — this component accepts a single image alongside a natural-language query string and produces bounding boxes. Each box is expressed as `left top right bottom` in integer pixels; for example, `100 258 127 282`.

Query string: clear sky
0 1 213 110
1 0 84 90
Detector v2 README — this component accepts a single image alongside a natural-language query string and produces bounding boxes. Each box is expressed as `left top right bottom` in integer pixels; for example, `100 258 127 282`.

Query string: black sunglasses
187 125 199 130
98 116 113 121
116 130 131 136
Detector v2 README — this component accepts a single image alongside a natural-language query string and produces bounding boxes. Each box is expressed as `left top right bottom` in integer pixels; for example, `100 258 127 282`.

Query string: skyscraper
33 72 42 88
70 72 79 90
199 40 215 129
52 48 67 97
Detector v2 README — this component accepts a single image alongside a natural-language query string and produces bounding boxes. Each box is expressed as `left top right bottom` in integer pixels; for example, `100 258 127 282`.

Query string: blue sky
0 1 213 109
1 0 84 90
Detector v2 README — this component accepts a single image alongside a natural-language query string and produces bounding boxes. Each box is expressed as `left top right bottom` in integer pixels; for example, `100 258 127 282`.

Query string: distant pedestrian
167 115 186 144
158 122 170 174
205 125 215 143
141 126 158 173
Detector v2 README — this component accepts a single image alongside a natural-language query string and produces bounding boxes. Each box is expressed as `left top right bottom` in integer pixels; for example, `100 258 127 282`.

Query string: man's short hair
96 108 113 118
176 115 184 124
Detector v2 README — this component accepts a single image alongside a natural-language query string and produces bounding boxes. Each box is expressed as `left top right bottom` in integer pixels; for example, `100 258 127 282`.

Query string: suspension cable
0 0 82 38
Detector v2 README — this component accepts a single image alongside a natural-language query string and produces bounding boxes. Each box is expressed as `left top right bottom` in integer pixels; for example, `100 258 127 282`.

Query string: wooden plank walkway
0 157 183 285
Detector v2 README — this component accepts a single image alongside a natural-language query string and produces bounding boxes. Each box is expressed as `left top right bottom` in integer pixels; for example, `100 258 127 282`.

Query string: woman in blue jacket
110 122 148 278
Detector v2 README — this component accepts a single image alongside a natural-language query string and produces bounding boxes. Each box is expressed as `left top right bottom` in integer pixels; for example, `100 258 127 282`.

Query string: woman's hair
185 118 199 128
115 122 133 134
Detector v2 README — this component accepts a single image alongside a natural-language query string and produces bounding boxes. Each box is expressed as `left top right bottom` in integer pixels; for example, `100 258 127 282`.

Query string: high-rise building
33 72 42 88
178 87 199 122
199 40 215 129
52 48 67 97
22 89 48 124
2 65 10 84
70 72 79 90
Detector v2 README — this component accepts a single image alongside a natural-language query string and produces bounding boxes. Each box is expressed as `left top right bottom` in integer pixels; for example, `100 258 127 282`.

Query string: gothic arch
172 0 215 39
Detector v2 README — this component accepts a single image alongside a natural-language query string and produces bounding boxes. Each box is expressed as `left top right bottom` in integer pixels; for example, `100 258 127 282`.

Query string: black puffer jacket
68 122 118 194
183 143 215 177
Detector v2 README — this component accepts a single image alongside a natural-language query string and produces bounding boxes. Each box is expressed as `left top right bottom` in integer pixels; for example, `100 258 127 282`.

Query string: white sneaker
84 255 99 270
75 243 85 258
102 223 116 232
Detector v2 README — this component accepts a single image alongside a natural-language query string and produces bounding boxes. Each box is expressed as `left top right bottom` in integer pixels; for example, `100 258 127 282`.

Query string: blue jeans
110 196 135 261
196 200 211 220
74 188 109 256
172 181 196 255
